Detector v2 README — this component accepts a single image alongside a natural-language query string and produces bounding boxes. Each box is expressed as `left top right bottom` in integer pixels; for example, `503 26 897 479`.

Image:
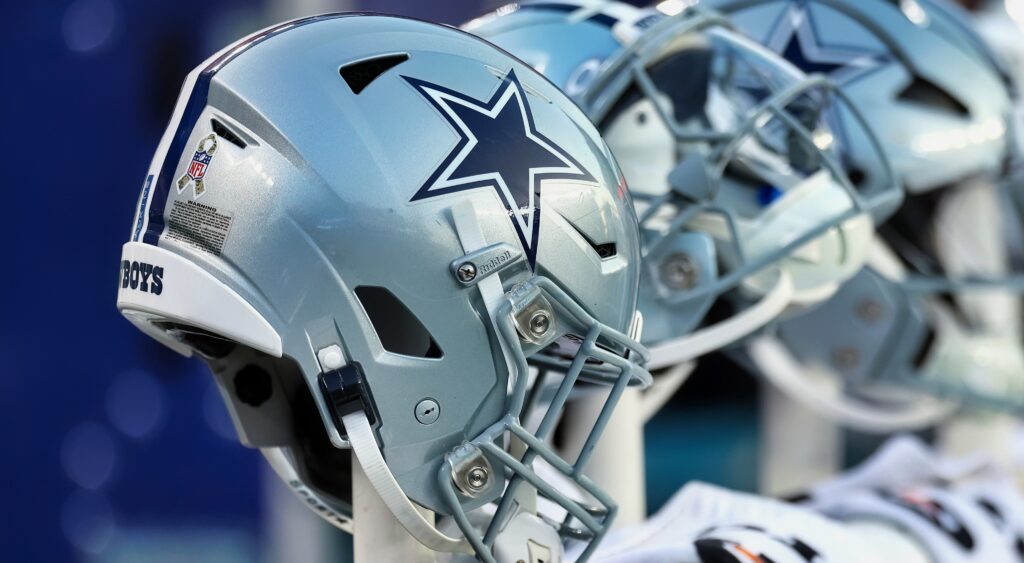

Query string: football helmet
707 0 1024 426
117 14 650 562
468 1 899 371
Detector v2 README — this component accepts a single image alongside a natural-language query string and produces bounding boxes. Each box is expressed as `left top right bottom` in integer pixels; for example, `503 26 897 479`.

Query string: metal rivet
414 398 440 425
529 310 551 337
467 466 489 491
456 262 477 282
451 448 493 498
660 252 699 290
856 300 884 324
832 347 860 370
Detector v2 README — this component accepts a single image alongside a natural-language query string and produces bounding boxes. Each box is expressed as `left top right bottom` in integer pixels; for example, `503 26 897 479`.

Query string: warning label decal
166 199 233 256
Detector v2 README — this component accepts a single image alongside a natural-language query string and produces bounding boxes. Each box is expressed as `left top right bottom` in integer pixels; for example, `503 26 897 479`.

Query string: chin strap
747 335 956 433
344 409 473 554
647 268 794 370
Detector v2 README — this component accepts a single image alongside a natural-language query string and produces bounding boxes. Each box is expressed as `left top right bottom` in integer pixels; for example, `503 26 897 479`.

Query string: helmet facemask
705 0 1024 425
584 13 896 369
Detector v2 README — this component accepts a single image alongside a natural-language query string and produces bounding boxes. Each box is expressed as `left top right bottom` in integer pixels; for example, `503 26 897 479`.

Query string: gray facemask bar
571 8 898 308
438 277 650 562
639 74 892 305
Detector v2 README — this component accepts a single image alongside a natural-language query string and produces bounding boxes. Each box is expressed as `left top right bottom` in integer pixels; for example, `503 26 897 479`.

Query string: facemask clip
509 281 559 348
449 444 498 500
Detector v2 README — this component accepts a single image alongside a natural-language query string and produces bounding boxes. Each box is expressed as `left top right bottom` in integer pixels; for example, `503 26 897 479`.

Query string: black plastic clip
318 364 376 438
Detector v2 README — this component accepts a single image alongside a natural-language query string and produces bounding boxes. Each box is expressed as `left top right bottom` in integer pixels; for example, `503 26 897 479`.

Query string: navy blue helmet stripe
142 14 354 246
142 71 213 245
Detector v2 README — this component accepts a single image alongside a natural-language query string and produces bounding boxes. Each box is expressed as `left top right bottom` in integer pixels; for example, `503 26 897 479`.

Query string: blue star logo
764 4 890 84
405 69 595 267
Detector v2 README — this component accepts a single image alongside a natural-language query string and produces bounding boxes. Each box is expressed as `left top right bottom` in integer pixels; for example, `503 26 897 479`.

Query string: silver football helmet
707 0 1024 427
468 1 899 372
117 13 650 562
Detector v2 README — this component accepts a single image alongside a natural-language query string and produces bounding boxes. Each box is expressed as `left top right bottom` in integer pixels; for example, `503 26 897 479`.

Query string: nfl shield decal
177 133 219 199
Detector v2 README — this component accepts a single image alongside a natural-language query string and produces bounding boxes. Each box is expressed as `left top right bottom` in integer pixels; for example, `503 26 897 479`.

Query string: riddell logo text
121 260 164 295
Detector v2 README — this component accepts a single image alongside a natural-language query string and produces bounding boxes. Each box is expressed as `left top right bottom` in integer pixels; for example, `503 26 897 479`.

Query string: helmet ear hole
354 286 443 359
234 364 274 407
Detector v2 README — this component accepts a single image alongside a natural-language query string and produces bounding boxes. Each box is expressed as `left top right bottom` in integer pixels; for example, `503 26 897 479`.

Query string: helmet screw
456 262 477 283
450 447 494 498
856 300 884 324
467 466 489 491
832 347 860 370
660 252 699 290
529 310 552 337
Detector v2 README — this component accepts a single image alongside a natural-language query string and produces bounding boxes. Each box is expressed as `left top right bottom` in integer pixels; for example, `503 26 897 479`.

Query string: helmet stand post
758 384 842 496
562 387 648 528
351 451 436 563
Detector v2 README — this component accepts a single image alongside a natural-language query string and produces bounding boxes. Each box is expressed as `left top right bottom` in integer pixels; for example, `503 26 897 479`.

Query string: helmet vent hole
911 326 938 370
847 167 866 188
211 118 247 149
234 364 273 407
354 286 443 359
898 76 969 116
340 53 410 94
568 222 617 260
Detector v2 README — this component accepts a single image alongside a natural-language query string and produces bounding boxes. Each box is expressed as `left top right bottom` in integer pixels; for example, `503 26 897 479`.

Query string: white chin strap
647 268 794 370
344 410 472 553
747 335 956 433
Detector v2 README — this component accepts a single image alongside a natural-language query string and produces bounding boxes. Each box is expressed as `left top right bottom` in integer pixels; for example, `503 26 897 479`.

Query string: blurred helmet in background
117 13 650 561
469 1 900 376
706 0 1024 429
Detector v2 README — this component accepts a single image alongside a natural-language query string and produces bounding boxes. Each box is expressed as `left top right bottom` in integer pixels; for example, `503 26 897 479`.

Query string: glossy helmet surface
706 0 1015 192
707 0 1024 426
469 0 899 371
117 13 649 561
